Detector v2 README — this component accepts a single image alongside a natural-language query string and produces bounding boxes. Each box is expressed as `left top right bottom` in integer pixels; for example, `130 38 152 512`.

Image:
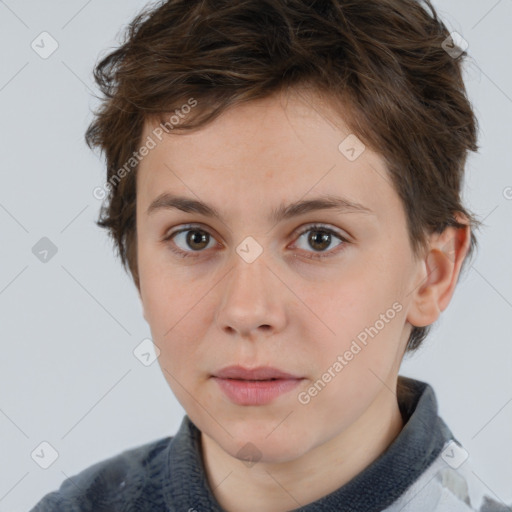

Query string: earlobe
406 216 471 328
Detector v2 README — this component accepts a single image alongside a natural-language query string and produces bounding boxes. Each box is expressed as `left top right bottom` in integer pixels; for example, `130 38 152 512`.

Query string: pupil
309 231 330 251
188 230 208 250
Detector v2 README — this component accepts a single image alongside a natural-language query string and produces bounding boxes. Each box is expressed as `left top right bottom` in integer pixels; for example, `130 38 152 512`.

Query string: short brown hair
85 0 483 353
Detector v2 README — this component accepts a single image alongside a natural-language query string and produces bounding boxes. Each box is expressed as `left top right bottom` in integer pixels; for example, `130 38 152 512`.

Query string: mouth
211 366 305 406
212 365 302 380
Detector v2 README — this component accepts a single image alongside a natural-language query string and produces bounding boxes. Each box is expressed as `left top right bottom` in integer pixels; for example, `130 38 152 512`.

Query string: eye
290 224 348 260
163 224 218 258
163 223 349 260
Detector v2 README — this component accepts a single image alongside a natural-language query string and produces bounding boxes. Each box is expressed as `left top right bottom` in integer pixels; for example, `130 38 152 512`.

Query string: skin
135 87 470 512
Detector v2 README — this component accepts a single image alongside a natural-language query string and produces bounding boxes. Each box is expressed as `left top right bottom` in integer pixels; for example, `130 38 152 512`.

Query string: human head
86 0 482 354
131 89 466 468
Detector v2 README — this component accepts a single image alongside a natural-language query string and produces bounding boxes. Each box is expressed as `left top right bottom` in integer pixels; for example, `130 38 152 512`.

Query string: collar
163 376 453 511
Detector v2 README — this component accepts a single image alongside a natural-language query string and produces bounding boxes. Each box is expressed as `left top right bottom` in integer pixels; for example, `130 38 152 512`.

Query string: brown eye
307 230 333 252
164 225 218 258
291 224 349 260
185 230 210 251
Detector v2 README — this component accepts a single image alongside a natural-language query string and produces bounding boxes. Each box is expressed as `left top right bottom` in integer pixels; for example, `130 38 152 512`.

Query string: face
136 88 422 464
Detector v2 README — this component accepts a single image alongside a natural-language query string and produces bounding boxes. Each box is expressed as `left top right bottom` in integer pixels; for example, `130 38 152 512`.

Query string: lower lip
212 377 303 406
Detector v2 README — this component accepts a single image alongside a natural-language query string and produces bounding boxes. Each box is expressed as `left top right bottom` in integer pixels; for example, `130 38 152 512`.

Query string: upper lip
213 366 302 380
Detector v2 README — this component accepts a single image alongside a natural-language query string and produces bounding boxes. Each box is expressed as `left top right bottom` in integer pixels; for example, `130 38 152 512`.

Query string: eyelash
162 223 349 261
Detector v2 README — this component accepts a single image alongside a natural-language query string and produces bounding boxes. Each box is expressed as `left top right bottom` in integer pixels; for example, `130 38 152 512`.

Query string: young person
31 0 510 510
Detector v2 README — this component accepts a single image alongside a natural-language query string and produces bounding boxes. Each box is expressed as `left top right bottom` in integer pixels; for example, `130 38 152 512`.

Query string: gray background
0 0 511 510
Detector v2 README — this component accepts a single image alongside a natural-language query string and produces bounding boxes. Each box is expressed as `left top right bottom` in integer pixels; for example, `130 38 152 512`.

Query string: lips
211 366 304 406
212 365 302 380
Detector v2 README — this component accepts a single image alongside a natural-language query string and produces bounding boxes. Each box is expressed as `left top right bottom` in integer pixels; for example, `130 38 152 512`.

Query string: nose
214 249 287 339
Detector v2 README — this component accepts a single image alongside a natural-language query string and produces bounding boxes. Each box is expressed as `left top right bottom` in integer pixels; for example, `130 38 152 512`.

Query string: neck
200 384 404 512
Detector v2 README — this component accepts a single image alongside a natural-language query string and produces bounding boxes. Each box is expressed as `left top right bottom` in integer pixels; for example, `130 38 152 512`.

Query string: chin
219 424 313 464
230 440 307 466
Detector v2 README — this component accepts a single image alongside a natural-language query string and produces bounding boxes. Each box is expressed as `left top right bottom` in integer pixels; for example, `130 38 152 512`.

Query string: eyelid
163 223 217 242
289 223 348 259
292 222 347 241
162 223 220 258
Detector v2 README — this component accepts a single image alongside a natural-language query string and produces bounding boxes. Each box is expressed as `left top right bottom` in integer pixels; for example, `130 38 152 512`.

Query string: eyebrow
146 192 375 223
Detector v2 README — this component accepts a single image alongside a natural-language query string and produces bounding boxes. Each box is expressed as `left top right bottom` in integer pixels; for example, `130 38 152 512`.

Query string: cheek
143 282 203 344
307 275 406 373
312 271 397 329
294 353 389 439
138 245 184 326
301 315 403 421
139 268 210 362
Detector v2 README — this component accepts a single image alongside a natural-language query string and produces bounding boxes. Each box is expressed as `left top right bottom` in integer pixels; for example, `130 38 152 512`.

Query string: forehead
136 90 401 225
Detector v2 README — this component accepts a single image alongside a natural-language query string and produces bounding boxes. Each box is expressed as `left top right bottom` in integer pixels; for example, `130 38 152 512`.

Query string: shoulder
384 439 512 512
29 436 172 511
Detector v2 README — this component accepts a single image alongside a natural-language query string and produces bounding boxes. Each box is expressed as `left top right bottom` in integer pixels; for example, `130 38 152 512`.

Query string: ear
406 213 471 328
